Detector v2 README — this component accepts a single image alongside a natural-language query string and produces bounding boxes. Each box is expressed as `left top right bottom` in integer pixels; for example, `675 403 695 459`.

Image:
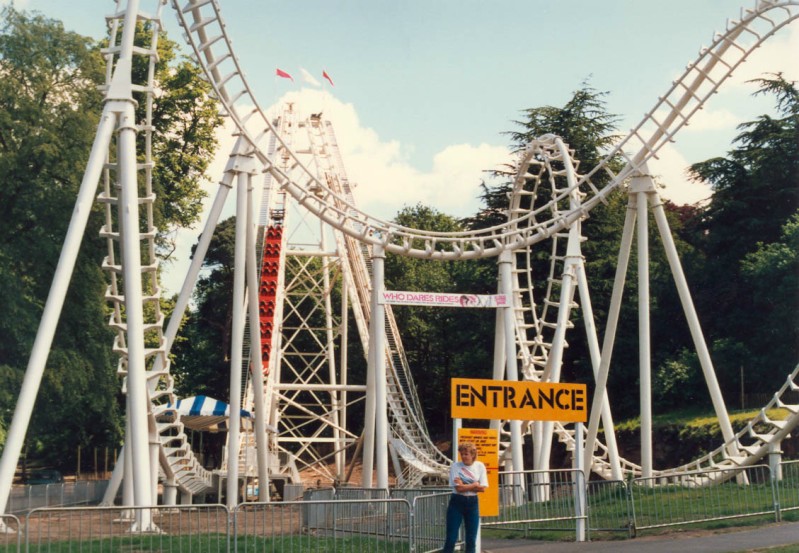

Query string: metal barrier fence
25 504 229 552
586 479 632 537
388 487 449 503
0 514 21 552
411 492 451 553
776 459 799 514
3 463 798 552
235 498 412 552
482 469 588 536
6 480 109 515
630 464 778 530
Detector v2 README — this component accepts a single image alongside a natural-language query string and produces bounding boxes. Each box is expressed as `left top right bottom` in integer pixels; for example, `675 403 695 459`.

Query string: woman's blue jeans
442 494 480 553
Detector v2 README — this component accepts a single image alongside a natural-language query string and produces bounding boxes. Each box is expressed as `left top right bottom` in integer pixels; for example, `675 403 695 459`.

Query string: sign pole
574 422 586 542
452 418 462 462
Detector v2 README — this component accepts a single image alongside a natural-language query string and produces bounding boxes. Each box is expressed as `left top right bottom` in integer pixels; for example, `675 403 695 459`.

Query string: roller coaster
0 0 797 531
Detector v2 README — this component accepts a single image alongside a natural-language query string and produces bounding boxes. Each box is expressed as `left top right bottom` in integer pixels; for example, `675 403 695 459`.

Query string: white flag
300 67 321 87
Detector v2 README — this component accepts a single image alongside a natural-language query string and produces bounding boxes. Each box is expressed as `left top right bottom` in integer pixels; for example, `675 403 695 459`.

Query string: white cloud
260 88 509 220
682 107 741 133
727 23 799 86
647 143 712 206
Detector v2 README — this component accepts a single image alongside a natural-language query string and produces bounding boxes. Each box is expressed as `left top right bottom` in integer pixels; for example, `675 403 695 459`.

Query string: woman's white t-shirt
449 460 488 497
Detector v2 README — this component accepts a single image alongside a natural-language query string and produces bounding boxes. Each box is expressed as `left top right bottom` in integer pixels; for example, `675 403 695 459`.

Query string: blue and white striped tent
164 396 253 432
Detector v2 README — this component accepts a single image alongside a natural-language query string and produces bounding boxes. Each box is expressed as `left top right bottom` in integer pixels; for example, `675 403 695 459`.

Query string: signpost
451 377 588 542
451 378 587 422
457 427 499 517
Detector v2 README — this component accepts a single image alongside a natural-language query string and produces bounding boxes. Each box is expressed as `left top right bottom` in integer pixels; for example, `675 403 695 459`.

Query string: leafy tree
0 8 118 466
688 74 799 395
385 205 496 433
171 217 236 400
739 213 799 384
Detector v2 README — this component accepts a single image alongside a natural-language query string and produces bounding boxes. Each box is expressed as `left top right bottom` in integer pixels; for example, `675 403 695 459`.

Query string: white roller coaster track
170 0 799 481
1 2 797 521
172 0 799 259
172 0 799 473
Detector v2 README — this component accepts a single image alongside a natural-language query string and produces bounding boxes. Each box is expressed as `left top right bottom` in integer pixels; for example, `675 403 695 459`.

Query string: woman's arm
453 476 486 494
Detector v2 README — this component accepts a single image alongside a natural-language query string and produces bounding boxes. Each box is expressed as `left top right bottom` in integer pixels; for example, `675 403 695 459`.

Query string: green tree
171 217 236 400
689 74 799 395
740 213 799 384
0 8 119 466
385 205 497 433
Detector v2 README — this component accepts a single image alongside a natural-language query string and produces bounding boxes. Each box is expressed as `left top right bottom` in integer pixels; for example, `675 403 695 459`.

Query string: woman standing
442 442 488 553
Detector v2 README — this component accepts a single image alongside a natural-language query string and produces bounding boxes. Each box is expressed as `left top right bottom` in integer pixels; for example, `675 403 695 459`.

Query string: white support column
163 478 178 507
226 170 250 508
584 196 637 477
149 440 160 507
575 264 623 481
490 306 505 437
0 108 116 517
118 102 155 528
498 251 524 488
650 192 738 451
371 245 389 489
362 321 376 487
245 167 270 502
769 441 783 481
159 141 241 357
321 231 343 479
574 422 586 542
339 277 350 478
535 258 577 472
100 443 125 506
632 176 653 479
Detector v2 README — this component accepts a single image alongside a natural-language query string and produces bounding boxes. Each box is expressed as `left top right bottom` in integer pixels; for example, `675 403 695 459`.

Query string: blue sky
5 0 798 291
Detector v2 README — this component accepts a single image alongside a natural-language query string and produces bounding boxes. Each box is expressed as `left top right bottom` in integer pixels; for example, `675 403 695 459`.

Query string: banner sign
457 427 499 517
380 291 508 308
451 378 587 422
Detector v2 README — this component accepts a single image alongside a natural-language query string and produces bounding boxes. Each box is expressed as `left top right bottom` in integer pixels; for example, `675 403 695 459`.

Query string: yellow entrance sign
457 427 499 517
451 378 587 422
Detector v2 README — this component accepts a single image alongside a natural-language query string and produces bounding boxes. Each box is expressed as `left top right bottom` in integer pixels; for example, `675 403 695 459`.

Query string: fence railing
630 464 777 531
0 514 21 551
6 480 109 515
1 461 798 551
236 498 412 552
776 459 799 514
411 492 451 553
586 479 632 536
25 504 229 552
483 469 588 536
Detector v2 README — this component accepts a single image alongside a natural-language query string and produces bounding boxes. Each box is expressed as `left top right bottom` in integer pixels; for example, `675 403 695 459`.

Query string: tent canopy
162 396 253 432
